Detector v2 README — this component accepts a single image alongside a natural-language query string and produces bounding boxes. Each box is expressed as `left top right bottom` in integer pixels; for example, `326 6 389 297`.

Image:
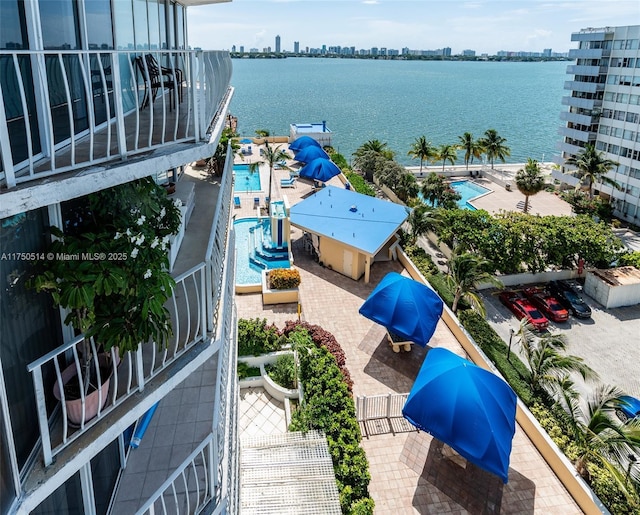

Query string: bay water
229 58 568 166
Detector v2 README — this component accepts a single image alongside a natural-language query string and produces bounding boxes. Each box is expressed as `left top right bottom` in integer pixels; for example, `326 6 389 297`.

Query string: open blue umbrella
299 158 342 183
239 138 253 144
289 135 321 152
294 145 329 164
402 347 517 483
359 272 443 346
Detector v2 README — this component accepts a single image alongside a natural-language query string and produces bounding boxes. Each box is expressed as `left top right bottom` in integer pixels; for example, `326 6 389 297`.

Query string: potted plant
30 178 181 425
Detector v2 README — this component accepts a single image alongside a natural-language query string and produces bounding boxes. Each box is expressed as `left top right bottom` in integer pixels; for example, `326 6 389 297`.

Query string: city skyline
188 0 638 55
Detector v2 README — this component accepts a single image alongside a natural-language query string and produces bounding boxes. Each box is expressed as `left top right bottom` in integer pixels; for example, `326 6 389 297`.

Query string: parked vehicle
615 395 640 424
498 290 549 331
522 286 569 323
548 280 592 319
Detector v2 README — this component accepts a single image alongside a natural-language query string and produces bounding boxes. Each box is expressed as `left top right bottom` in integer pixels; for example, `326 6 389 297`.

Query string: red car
498 290 549 331
522 286 569 323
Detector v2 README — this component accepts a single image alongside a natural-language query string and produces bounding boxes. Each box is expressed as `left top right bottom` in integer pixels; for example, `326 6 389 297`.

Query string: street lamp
507 328 515 362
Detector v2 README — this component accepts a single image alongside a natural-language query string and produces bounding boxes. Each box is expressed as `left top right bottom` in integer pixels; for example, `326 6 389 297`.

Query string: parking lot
480 281 640 400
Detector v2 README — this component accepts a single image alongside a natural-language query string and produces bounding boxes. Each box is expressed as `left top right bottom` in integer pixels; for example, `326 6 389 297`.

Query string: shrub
237 318 284 356
289 330 371 513
266 354 297 389
349 497 375 515
345 171 376 197
282 321 353 392
268 268 301 289
237 361 260 380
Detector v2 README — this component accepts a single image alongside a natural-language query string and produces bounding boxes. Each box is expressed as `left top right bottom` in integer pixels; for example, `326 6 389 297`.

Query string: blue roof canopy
299 158 341 182
402 348 517 483
289 136 322 152
359 272 443 345
294 146 329 164
289 186 408 256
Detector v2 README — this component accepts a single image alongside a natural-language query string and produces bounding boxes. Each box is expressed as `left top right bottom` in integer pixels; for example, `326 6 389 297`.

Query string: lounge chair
234 196 241 208
280 177 296 188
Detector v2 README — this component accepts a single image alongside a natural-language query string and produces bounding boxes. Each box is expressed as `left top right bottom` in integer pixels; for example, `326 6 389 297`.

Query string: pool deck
234 156 583 514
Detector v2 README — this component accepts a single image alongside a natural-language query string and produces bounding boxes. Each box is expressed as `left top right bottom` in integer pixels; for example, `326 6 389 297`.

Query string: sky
187 0 639 55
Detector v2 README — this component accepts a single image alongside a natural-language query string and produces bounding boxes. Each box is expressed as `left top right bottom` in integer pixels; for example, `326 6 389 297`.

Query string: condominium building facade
554 25 640 221
0 1 237 513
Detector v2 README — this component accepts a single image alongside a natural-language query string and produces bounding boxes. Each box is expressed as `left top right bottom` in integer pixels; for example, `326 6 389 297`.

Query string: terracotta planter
53 354 112 426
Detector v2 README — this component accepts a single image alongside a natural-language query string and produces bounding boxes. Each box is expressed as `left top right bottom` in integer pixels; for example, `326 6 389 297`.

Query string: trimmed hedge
237 318 285 356
287 327 374 514
345 171 376 197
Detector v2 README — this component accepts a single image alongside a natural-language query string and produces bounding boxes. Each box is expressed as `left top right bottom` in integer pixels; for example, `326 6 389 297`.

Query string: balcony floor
15 92 195 183
110 164 223 512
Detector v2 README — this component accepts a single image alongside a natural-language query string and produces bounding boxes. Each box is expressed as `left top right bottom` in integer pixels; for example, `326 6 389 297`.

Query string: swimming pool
450 180 491 209
234 218 290 286
233 164 262 193
420 180 491 210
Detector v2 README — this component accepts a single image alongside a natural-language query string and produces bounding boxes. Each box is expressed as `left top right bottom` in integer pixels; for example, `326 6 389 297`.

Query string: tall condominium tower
294 41 300 53
554 25 640 221
276 34 281 53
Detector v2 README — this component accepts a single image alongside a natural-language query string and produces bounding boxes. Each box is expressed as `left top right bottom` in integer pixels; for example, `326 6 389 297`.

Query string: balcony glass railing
0 50 231 189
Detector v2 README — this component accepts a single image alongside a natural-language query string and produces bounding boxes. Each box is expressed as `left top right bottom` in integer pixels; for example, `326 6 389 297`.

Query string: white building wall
558 25 640 223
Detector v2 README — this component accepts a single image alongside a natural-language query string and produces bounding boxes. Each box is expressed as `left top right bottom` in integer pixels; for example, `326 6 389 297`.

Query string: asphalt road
480 282 640 401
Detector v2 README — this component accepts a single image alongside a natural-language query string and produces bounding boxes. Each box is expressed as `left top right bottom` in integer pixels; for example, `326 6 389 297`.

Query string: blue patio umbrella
294 145 329 164
402 347 517 483
358 272 443 346
289 135 322 152
299 158 342 183
239 138 253 144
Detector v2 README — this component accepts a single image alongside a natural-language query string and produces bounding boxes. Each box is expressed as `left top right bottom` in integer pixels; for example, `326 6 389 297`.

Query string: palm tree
406 204 437 244
479 129 510 169
395 172 419 202
353 139 394 161
436 144 458 172
558 383 640 491
255 128 270 138
564 144 620 199
515 158 546 213
445 251 502 315
258 143 290 206
408 136 436 174
516 321 598 398
457 132 482 171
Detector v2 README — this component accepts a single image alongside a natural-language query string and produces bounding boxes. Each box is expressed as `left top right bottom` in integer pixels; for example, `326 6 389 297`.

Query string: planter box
261 270 299 305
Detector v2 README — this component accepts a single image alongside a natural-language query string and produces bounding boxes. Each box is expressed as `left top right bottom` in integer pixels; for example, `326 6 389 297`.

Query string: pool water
234 218 290 286
450 180 491 209
233 164 262 193
420 180 490 210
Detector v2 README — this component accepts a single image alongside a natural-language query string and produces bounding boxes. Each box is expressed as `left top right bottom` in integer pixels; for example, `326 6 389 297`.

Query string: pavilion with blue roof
289 186 408 283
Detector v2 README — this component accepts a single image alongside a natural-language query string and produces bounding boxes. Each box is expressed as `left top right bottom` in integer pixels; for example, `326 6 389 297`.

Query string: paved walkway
235 239 582 514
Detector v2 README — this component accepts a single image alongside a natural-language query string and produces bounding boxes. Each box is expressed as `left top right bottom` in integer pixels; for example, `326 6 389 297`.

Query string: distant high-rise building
462 49 476 57
294 41 300 53
240 45 245 53
554 25 640 222
232 45 236 52
275 35 281 53
543 48 552 57
371 47 378 56
441 47 452 57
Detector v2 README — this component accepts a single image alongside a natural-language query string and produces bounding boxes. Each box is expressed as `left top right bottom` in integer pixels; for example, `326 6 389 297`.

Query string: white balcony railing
27 144 236 466
27 263 208 466
0 49 232 189
137 230 238 515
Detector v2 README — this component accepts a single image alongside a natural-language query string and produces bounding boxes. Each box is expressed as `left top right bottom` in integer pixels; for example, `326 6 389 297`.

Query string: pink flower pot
53 355 112 426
